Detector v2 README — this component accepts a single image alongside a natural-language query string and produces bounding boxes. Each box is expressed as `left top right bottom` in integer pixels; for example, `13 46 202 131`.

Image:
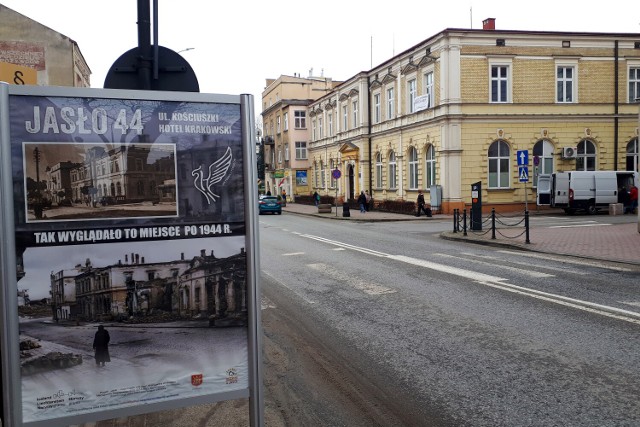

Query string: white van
537 171 638 214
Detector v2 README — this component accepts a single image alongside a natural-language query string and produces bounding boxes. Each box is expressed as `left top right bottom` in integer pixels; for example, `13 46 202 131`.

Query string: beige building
261 73 342 199
0 4 90 87
301 19 640 213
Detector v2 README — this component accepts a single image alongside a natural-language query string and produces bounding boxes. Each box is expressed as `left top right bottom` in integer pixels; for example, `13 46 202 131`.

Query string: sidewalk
281 203 640 266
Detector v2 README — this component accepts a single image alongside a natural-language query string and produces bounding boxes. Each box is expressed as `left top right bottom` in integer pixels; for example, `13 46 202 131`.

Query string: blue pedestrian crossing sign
517 150 528 166
519 166 529 182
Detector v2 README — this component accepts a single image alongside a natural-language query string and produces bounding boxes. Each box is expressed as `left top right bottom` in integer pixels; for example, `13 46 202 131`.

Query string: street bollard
491 208 496 240
525 210 530 244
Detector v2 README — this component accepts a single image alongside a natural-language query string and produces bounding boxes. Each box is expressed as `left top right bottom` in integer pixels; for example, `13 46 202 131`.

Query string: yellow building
0 4 90 87
306 19 640 213
261 73 342 200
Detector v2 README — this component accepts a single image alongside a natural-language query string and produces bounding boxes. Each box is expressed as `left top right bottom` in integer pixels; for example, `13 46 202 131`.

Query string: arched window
408 147 418 189
488 140 510 189
425 145 436 189
375 153 383 188
388 151 397 189
627 138 639 172
576 140 596 171
532 140 554 187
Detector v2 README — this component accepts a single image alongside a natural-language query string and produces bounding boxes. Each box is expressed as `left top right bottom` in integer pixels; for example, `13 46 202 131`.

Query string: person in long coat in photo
93 325 111 367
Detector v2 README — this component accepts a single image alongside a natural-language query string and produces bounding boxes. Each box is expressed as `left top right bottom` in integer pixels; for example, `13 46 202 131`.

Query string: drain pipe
614 40 619 169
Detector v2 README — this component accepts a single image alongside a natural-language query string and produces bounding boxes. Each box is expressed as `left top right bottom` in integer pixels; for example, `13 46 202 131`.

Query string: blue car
258 196 282 215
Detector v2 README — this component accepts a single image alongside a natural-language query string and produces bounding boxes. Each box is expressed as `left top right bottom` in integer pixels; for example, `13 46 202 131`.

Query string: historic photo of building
23 142 178 222
46 238 247 327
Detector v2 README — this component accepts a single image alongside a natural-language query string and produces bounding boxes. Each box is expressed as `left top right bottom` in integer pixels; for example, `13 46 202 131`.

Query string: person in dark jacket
416 190 432 217
93 325 111 367
357 191 367 213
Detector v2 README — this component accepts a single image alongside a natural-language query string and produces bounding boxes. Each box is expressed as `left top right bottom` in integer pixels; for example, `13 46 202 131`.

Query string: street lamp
177 47 195 54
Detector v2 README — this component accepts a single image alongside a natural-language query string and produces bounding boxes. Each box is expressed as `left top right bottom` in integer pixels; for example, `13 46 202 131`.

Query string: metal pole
463 208 467 236
453 209 458 233
525 210 531 244
491 208 496 240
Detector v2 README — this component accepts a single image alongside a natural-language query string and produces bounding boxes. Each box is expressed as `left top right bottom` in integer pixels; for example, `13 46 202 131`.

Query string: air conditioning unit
562 147 577 159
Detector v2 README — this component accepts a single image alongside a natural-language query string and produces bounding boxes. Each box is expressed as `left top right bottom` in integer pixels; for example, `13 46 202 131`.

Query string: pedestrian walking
93 325 111 367
416 190 432 217
627 184 638 214
357 191 367 213
313 191 320 206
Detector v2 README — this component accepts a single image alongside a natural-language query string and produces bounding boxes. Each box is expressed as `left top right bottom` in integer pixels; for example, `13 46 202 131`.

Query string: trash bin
342 203 351 217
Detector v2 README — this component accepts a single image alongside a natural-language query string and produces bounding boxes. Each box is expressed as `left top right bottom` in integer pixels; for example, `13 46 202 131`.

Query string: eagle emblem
191 147 233 204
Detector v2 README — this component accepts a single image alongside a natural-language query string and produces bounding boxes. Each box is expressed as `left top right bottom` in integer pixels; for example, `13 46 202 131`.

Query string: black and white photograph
23 142 178 222
18 237 249 423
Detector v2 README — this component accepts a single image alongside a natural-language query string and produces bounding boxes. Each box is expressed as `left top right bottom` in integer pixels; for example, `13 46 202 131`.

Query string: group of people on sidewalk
357 191 372 213
619 184 638 214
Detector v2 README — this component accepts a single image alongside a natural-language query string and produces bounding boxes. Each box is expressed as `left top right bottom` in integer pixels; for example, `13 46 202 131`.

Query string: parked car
258 196 281 215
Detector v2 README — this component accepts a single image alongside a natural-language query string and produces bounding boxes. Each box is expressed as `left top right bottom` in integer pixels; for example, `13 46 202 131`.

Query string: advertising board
0 85 261 427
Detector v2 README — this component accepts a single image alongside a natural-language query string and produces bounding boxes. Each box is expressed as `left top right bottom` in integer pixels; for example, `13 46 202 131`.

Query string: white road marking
459 252 588 275
497 250 633 272
283 252 305 256
435 253 555 278
620 301 640 308
261 296 277 310
333 248 346 251
548 224 611 228
298 235 640 324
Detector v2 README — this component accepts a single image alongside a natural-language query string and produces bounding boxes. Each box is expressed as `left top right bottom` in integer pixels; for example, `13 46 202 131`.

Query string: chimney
483 18 496 30
125 254 128 263
201 249 206 257
181 252 184 260
135 254 140 264
141 257 145 264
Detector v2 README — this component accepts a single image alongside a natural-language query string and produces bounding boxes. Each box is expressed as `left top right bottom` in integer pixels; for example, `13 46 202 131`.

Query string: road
11 213 640 427
257 214 640 426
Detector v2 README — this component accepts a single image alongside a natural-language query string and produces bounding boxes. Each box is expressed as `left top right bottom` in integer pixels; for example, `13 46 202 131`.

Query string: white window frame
295 141 307 160
532 140 554 187
425 144 436 189
284 112 288 131
627 138 639 172
318 117 323 139
576 139 596 171
386 87 395 119
423 71 434 108
488 140 510 189
294 110 306 129
320 160 326 187
388 151 397 189
328 113 333 136
278 149 283 164
373 93 381 123
628 64 640 103
408 146 418 189
407 78 417 113
342 105 348 131
352 100 359 128
488 58 512 103
311 119 316 141
375 152 383 188
556 61 577 103
276 115 281 133
284 143 289 162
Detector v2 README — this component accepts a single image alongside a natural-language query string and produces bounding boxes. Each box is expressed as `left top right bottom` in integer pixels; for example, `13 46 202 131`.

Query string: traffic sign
519 166 529 182
517 150 528 166
332 169 341 179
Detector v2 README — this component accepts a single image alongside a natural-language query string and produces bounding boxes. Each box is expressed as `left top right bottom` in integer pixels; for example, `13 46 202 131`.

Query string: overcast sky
3 1 640 120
